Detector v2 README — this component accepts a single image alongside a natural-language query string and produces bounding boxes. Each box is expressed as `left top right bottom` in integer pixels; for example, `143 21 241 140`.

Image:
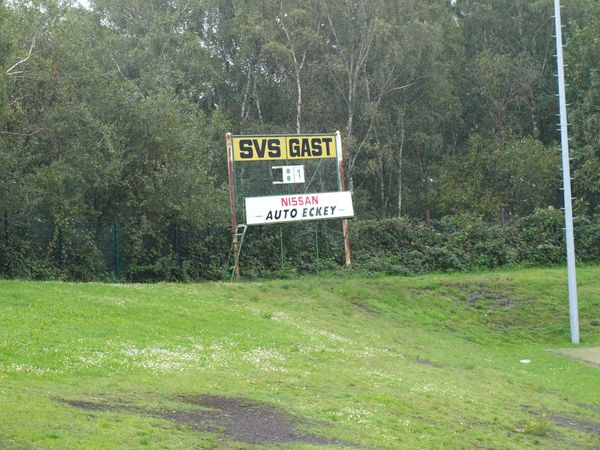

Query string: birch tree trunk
397 116 405 217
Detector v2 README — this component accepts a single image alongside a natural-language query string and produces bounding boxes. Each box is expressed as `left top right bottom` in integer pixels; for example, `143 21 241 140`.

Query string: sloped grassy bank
0 266 599 448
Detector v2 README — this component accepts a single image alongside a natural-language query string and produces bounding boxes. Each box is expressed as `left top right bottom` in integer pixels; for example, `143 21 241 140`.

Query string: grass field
1 266 599 449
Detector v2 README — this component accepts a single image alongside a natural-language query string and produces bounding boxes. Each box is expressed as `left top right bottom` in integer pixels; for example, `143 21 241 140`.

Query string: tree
565 6 600 215
455 0 557 143
436 134 560 219
275 0 322 133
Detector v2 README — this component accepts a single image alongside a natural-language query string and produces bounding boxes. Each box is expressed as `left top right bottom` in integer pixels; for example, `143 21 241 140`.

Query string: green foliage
565 6 600 215
349 209 586 277
509 209 565 266
1 0 599 282
3 210 600 281
437 134 560 218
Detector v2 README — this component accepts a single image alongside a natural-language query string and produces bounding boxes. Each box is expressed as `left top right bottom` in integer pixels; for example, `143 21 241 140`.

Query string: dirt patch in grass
171 395 353 445
415 283 518 310
351 299 377 315
60 395 356 446
457 283 515 309
578 403 600 416
523 405 600 438
415 357 440 367
62 400 113 412
550 415 600 436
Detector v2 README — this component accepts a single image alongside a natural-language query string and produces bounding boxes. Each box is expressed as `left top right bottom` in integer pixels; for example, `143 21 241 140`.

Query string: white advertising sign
245 191 354 225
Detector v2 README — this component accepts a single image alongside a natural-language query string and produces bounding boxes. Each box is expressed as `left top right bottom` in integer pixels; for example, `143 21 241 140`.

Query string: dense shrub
0 209 599 281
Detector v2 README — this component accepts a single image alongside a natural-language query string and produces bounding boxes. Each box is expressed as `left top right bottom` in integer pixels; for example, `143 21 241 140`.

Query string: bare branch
111 56 126 79
240 51 256 130
382 80 418 96
9 95 31 106
252 74 263 125
0 128 45 137
324 4 348 68
6 31 38 76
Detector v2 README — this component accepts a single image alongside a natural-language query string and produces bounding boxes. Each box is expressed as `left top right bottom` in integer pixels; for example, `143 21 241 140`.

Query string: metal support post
336 130 352 268
226 132 241 278
554 0 580 343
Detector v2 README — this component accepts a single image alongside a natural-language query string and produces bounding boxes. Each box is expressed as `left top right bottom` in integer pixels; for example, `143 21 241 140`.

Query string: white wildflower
243 347 287 372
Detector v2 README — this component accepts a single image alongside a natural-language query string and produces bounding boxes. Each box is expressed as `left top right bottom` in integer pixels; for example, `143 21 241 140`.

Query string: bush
1 209 599 281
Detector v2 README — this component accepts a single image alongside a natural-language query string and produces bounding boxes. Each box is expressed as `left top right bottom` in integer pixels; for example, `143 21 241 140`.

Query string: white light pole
553 0 580 344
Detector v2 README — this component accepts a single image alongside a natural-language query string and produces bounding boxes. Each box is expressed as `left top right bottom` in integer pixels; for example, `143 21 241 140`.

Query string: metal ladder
229 224 247 281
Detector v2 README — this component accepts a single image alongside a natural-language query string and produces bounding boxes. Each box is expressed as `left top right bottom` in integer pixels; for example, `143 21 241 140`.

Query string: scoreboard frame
226 131 352 278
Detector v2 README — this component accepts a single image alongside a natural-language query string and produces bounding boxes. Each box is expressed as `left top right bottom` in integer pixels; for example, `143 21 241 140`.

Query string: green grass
1 266 599 449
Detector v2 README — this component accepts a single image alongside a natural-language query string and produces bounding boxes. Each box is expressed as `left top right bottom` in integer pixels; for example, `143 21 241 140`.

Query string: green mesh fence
3 211 600 281
233 162 341 226
0 215 346 281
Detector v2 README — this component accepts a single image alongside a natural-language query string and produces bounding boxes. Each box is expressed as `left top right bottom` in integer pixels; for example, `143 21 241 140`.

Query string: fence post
315 222 320 269
1 212 8 275
280 226 284 270
174 223 181 266
113 220 121 280
57 227 64 270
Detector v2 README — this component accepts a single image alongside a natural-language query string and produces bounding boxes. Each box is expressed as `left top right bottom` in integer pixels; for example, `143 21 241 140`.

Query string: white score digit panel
272 165 305 184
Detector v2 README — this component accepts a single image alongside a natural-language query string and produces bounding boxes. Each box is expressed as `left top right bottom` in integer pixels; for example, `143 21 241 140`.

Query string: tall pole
336 131 352 267
226 133 241 278
554 0 580 344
